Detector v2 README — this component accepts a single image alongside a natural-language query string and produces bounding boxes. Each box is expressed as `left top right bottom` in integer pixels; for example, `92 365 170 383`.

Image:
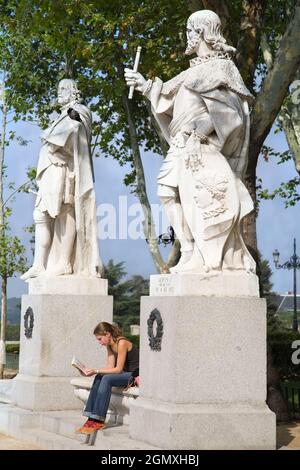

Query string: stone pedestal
13 277 113 411
150 272 259 297
129 274 276 449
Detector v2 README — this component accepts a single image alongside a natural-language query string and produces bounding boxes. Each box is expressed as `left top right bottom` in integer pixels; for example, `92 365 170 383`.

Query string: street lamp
272 238 300 332
146 226 175 247
158 226 175 247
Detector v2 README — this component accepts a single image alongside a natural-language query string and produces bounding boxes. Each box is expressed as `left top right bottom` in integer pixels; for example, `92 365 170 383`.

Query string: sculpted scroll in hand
21 79 102 280
125 9 256 274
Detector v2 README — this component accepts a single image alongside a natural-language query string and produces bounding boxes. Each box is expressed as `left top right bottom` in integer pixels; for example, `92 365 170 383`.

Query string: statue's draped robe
35 101 102 276
148 55 256 271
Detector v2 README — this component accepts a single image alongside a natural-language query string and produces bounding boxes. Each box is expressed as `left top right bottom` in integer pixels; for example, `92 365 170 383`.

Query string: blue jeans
83 372 132 421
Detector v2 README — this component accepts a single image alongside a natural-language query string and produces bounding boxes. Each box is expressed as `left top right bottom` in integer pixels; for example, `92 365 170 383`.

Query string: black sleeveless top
113 337 139 373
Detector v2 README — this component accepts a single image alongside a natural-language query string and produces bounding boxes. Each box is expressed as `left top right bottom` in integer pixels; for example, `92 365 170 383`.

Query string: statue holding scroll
21 79 102 280
125 10 256 274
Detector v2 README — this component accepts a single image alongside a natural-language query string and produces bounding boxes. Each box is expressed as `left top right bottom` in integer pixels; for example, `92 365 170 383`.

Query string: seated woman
76 321 139 434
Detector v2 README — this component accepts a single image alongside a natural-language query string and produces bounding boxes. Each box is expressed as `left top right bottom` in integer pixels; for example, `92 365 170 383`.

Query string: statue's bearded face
57 82 74 105
185 23 201 55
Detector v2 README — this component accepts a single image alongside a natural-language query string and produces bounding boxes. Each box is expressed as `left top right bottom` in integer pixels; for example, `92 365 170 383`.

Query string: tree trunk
259 23 300 178
187 0 204 13
281 106 300 174
0 84 7 379
0 87 6 227
248 0 300 180
243 167 258 255
279 70 300 175
145 102 182 268
122 94 167 272
243 1 300 252
116 63 166 273
236 0 267 89
145 101 169 158
0 277 7 379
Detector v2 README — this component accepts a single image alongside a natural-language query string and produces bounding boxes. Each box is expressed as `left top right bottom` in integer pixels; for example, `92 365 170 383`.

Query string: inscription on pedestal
153 276 175 295
31 278 43 294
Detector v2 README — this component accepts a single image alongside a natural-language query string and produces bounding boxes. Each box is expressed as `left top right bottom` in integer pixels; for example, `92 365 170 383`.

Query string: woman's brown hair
93 322 123 341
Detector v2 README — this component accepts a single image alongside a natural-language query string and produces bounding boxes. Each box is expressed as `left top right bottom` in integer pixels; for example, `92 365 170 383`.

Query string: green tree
0 86 27 377
1 0 300 416
187 0 300 252
259 258 281 332
0 216 27 378
0 0 189 271
259 255 300 420
1 0 300 264
103 259 148 332
103 259 128 310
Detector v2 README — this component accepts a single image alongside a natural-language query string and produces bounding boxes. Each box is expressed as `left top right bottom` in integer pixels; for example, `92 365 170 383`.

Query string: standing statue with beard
21 79 102 280
125 10 256 275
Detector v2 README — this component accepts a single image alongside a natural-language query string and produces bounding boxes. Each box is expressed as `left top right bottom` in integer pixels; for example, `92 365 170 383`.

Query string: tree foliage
0 215 27 279
0 0 299 261
259 255 300 380
0 0 188 162
103 259 148 332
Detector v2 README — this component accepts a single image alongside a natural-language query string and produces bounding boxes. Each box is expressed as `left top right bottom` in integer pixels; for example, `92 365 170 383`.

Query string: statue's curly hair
188 10 236 55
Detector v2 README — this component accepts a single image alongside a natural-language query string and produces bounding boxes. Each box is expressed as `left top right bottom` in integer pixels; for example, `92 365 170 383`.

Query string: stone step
40 410 117 442
39 410 159 450
1 405 160 450
23 427 87 450
82 425 159 450
24 423 159 450
40 410 83 442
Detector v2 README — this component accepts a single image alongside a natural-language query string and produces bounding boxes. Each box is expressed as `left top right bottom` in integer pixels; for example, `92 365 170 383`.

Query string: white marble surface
71 377 139 426
28 276 108 295
129 294 276 449
19 293 112 378
150 272 259 297
0 380 14 404
13 375 82 411
130 400 276 450
13 290 113 411
21 79 102 281
0 405 159 450
138 295 267 403
125 9 255 275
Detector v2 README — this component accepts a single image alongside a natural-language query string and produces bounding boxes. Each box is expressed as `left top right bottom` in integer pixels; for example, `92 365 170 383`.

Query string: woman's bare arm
106 346 116 369
84 340 129 376
99 340 128 374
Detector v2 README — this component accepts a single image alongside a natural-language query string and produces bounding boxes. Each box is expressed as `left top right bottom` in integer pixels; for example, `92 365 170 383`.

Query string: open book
71 356 89 376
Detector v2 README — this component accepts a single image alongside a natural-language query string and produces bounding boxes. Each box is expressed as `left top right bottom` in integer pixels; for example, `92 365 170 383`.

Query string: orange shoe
75 419 95 434
91 421 106 431
82 421 106 434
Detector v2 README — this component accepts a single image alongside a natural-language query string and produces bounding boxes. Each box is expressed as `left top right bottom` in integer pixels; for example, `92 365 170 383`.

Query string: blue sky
2 113 300 298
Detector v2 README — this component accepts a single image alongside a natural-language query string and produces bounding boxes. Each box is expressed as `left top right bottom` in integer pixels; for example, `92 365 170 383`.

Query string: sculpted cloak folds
35 101 102 276
147 52 256 272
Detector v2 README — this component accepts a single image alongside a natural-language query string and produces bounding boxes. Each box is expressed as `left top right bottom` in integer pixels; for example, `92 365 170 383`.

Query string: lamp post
147 226 175 247
273 238 300 332
158 226 175 247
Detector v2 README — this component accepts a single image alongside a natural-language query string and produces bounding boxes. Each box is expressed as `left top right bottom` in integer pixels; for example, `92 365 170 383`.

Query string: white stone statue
125 10 256 274
21 79 102 280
